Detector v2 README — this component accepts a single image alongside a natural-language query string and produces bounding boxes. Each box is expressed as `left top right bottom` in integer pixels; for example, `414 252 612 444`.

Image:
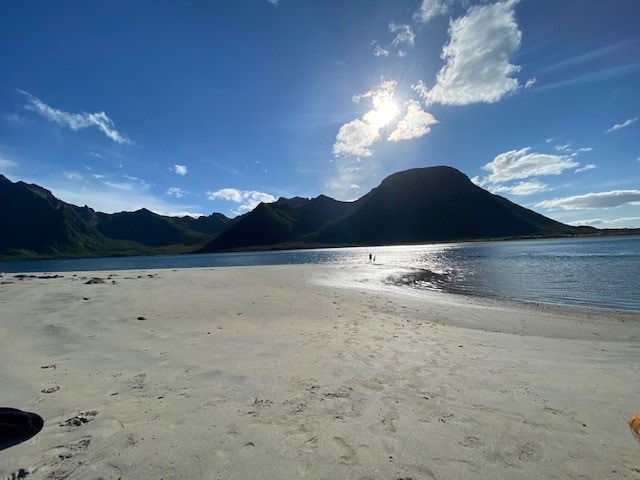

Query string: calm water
1 236 639 312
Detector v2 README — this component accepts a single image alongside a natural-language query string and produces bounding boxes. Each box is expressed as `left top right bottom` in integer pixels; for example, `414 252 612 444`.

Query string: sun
365 95 400 129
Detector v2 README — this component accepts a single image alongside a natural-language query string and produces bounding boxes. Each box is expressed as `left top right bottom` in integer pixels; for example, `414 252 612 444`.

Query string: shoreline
2 260 639 315
1 265 639 479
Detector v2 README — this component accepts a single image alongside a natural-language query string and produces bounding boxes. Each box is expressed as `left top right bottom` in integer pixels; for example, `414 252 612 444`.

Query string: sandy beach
1 264 639 479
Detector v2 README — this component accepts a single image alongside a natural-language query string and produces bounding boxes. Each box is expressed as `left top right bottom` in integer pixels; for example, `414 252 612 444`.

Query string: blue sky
1 0 639 228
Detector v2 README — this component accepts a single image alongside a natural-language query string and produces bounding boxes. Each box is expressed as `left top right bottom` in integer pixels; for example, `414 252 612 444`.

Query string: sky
1 0 639 228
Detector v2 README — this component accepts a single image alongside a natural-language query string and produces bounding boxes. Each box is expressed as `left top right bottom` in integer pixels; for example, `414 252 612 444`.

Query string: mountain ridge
1 167 629 261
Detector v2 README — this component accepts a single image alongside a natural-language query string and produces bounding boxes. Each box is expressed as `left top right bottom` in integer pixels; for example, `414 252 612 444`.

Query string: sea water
1 236 638 312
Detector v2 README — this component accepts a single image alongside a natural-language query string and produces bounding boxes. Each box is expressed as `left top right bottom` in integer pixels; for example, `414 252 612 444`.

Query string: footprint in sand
459 436 484 448
41 386 60 394
333 437 357 465
130 373 146 390
60 411 98 427
54 436 92 459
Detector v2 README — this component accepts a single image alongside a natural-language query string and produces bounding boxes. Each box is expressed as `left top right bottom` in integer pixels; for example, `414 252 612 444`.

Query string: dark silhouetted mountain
198 166 595 252
198 194 359 252
2 167 611 260
0 175 234 259
170 212 236 235
315 166 590 244
93 209 205 247
0 174 114 257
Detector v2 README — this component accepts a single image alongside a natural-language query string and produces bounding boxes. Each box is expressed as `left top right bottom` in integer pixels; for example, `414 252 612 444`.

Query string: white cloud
325 159 371 201
267 0 278 5
414 0 451 23
536 190 640 210
332 119 381 157
411 80 430 101
554 142 572 153
173 164 188 175
575 164 597 173
491 180 549 195
45 176 198 215
0 156 18 170
388 101 438 142
373 45 389 57
19 90 133 145
2 113 25 124
86 151 103 159
483 147 579 183
389 22 415 48
604 117 637 134
569 216 640 227
426 0 522 106
552 143 593 158
207 188 245 203
207 188 276 213
524 78 537 89
332 81 397 157
166 187 189 198
64 171 84 181
331 81 438 195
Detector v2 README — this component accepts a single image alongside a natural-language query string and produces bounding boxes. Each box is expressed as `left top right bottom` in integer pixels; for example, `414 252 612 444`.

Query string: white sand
0 265 639 479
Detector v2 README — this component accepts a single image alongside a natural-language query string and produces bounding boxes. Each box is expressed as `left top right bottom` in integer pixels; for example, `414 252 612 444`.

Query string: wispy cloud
604 117 637 134
388 101 438 142
575 164 597 173
325 158 375 201
414 0 452 23
389 22 415 49
569 216 640 227
536 190 640 210
0 156 19 170
423 0 523 106
64 171 84 181
173 164 188 175
372 22 415 59
491 180 549 196
207 188 276 213
48 174 200 215
166 187 189 198
482 147 579 183
18 90 133 145
373 45 389 57
267 0 279 5
2 113 26 124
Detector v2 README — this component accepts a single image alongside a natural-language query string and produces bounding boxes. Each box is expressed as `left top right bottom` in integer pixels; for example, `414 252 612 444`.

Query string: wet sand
1 265 639 479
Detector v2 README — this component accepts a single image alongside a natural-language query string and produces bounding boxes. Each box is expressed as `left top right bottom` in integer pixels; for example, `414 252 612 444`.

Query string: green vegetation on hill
2 167 635 261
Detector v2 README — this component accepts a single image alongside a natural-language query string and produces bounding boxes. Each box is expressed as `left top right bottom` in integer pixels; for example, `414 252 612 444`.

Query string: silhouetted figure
369 253 372 262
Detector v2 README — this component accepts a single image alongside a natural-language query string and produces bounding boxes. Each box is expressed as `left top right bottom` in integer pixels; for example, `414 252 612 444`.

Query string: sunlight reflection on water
1 236 638 312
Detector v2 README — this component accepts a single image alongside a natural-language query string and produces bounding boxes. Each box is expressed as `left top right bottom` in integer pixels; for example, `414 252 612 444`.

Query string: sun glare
365 95 400 129
371 96 400 128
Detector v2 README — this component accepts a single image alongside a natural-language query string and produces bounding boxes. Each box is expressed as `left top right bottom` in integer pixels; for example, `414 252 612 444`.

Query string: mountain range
1 166 622 261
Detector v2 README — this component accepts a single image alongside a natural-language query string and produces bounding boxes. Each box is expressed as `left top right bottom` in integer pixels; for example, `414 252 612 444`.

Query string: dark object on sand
0 407 44 450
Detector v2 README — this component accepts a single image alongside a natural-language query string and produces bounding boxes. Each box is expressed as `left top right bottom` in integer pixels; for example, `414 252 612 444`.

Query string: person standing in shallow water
369 253 372 263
